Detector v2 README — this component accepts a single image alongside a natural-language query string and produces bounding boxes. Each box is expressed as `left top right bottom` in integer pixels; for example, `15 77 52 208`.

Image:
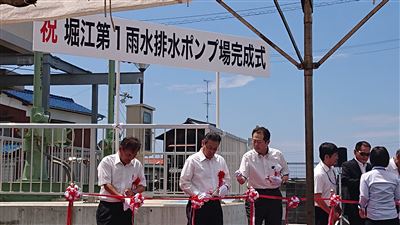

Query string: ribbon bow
64 183 81 225
328 193 342 225
190 195 205 209
245 187 259 225
287 196 300 209
64 183 81 202
126 193 145 225
329 194 341 207
190 195 206 225
245 187 259 203
130 193 144 211
284 195 301 225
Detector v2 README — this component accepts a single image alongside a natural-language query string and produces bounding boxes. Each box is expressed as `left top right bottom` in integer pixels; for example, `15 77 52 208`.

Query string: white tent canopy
0 0 186 24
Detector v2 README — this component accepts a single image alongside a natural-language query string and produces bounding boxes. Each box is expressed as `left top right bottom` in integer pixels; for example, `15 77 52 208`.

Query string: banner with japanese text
33 15 269 76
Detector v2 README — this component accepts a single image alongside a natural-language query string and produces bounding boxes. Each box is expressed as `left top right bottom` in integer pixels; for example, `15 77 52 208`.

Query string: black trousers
186 200 223 225
96 201 132 225
315 206 329 225
245 188 282 225
365 218 399 225
345 204 366 225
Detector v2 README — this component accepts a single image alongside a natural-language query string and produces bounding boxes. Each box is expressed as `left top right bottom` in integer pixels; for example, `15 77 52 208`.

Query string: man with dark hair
96 137 146 225
387 149 400 177
235 126 289 225
359 146 400 225
314 142 340 225
180 131 231 225
341 141 372 225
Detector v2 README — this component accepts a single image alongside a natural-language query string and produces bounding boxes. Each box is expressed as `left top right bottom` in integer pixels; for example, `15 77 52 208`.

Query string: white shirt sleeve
238 154 249 179
278 152 289 176
314 172 325 194
98 157 112 186
179 157 195 196
359 174 369 208
222 158 232 189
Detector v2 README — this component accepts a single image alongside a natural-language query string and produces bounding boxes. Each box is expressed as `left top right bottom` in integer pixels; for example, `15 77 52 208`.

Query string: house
154 118 215 192
0 88 104 148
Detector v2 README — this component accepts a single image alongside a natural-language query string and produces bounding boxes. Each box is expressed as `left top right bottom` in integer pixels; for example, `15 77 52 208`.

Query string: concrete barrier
0 200 247 225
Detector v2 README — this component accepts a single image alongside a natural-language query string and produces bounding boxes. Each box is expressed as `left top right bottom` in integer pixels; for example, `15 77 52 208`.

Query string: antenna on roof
203 79 212 122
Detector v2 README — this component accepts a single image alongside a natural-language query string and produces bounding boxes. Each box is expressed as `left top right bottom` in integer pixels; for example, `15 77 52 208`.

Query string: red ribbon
218 170 225 187
190 195 205 225
328 193 341 225
285 196 300 225
64 183 81 225
126 193 144 225
245 187 259 225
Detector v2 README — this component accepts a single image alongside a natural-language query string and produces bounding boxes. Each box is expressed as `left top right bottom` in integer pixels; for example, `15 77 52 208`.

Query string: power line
147 0 360 25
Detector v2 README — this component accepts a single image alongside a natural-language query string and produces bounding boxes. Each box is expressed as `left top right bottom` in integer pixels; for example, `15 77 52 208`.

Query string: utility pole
216 0 389 224
204 79 211 122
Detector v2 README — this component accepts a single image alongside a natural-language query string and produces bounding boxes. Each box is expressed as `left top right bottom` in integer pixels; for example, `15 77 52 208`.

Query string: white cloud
167 75 255 93
353 130 400 138
352 114 400 125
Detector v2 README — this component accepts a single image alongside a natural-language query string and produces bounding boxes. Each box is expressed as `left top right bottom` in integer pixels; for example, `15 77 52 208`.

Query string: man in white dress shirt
235 126 289 225
314 142 340 225
96 137 146 225
180 131 231 225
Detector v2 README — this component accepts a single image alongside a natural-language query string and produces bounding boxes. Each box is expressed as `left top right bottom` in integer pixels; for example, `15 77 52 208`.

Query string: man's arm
314 193 330 214
236 154 248 185
278 151 289 183
103 183 125 198
179 158 196 196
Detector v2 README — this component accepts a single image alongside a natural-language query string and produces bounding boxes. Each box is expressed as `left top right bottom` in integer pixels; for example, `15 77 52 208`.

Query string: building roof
183 118 216 127
155 118 214 140
1 89 104 119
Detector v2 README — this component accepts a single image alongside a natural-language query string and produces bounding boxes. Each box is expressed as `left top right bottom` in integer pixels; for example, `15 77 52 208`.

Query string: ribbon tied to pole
245 187 259 225
328 193 342 225
284 195 301 225
129 193 144 225
64 183 81 225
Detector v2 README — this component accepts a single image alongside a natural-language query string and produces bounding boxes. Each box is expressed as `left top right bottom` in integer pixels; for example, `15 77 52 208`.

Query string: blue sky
46 0 399 162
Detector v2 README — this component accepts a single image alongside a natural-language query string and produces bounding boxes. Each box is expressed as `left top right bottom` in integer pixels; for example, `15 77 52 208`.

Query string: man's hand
198 192 212 202
123 188 134 197
358 208 367 219
235 171 246 185
218 185 229 197
282 175 289 184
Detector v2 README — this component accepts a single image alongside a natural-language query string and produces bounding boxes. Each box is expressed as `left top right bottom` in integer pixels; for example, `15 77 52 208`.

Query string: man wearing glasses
341 141 372 225
235 126 289 225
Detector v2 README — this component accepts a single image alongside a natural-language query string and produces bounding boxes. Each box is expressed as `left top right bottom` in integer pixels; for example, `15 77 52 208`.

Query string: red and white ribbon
328 193 341 225
190 194 206 225
285 196 300 225
64 183 81 225
125 193 144 225
287 196 300 209
245 187 259 225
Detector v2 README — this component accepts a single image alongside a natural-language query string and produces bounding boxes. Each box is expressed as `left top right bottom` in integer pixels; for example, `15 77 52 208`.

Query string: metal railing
0 123 247 197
